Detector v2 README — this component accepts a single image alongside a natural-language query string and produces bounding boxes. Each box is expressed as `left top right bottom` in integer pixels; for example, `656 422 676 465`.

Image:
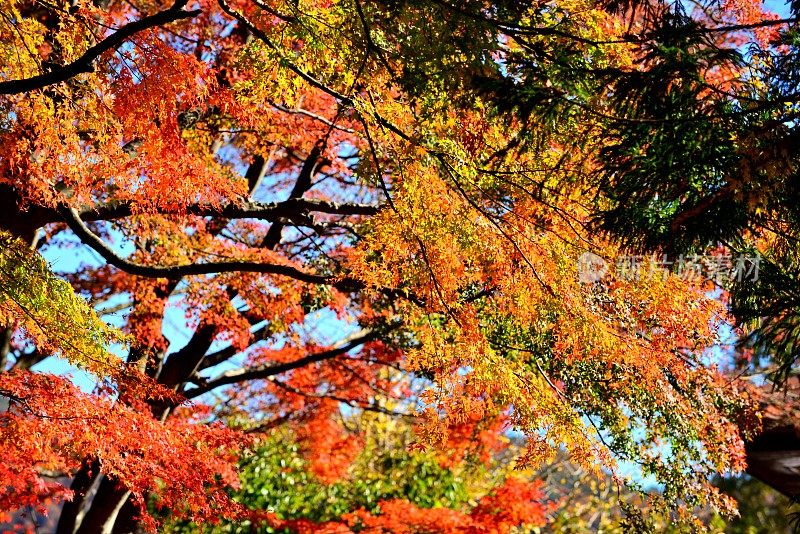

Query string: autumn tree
0 0 793 531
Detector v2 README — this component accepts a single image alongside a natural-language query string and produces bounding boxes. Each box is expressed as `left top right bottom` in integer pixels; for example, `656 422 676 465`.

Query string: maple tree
0 0 797 531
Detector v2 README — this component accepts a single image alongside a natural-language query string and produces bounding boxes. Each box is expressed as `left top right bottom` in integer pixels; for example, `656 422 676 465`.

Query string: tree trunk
111 497 148 534
746 424 800 499
74 477 131 534
55 462 100 534
0 328 11 370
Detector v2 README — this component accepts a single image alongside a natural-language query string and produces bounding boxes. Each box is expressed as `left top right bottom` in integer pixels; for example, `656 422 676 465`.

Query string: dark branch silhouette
77 197 381 223
0 0 200 95
185 328 387 398
60 206 358 287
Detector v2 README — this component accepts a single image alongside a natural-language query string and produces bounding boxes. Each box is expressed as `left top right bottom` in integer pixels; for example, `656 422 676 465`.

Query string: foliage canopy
0 0 798 530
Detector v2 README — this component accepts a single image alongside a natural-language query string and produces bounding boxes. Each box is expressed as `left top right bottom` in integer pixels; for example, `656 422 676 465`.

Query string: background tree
161 411 552 533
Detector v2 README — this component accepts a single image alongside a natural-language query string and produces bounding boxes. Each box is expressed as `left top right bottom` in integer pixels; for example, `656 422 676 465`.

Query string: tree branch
0 0 200 95
75 197 380 224
184 328 383 398
267 378 410 418
217 0 353 105
198 323 273 371
59 206 361 288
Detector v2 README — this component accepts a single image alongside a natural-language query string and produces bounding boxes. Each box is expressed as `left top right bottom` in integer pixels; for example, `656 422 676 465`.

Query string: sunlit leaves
0 230 127 377
0 371 245 529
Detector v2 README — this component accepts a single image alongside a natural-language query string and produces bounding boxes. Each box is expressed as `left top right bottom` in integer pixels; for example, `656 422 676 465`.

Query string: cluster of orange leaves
0 371 246 530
